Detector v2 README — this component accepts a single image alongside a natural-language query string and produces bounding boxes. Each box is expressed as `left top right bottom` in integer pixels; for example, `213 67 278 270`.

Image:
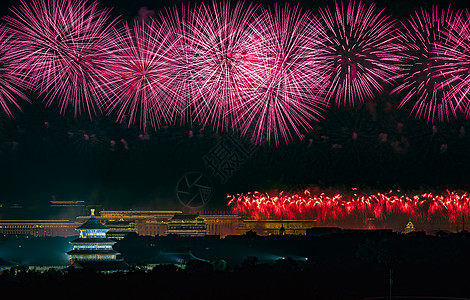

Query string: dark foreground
1 230 470 299
1 262 469 300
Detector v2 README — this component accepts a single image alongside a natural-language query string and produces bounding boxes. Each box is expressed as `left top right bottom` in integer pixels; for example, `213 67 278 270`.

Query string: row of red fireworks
227 190 470 223
1 0 470 145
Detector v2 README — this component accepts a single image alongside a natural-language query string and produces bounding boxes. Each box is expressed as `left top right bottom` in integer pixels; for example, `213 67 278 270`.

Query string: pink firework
176 1 264 132
392 6 462 123
0 25 29 117
102 19 181 129
432 10 470 118
4 0 116 117
318 0 404 107
157 5 195 126
238 4 329 145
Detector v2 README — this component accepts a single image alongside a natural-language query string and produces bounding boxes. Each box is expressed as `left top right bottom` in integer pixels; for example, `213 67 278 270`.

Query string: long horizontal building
76 210 183 240
76 210 316 238
0 210 319 238
0 220 81 237
240 219 318 236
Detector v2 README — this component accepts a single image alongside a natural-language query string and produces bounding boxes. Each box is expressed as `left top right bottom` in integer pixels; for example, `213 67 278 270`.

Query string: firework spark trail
0 26 29 117
4 0 117 117
227 189 470 223
3 0 470 144
432 10 470 119
102 18 181 129
239 3 329 145
392 6 462 123
179 1 264 132
155 5 196 126
318 0 404 107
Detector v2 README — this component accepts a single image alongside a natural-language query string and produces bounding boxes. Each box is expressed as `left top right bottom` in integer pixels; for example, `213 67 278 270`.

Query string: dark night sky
1 0 470 216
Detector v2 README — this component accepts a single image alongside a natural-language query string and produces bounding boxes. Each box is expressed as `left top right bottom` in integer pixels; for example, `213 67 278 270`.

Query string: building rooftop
170 213 201 221
76 210 108 230
67 249 119 255
70 237 116 244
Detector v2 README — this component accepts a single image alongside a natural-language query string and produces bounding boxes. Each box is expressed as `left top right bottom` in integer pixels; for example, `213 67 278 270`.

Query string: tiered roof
67 209 129 272
76 213 109 230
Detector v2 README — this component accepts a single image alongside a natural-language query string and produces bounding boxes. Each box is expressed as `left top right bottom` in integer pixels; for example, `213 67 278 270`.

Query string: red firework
4 0 116 117
392 6 462 123
0 25 29 117
102 18 180 129
238 3 329 145
318 0 404 107
227 189 470 224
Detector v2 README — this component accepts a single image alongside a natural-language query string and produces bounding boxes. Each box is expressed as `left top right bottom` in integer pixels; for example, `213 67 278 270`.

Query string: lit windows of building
166 213 207 237
76 210 182 239
136 220 168 236
239 220 318 235
0 220 80 237
67 209 129 272
50 200 85 208
200 214 241 237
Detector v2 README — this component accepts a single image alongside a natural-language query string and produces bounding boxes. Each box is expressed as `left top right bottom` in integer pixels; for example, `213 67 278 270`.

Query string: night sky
1 0 470 215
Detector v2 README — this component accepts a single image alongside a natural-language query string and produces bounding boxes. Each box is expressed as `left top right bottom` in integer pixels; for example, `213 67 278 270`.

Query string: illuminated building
239 220 317 235
137 219 168 236
67 209 128 272
75 210 241 237
50 200 85 207
166 213 207 237
0 220 80 237
49 198 87 219
403 221 416 234
200 214 241 237
76 210 181 239
74 210 317 237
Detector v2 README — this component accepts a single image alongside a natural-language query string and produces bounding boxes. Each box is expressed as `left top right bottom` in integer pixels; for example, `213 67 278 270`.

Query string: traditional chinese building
0 219 80 237
67 209 129 272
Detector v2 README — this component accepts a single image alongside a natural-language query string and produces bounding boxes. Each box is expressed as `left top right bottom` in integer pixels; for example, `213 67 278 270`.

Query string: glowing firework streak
239 3 329 145
0 26 29 117
4 0 117 117
392 6 462 123
318 0 404 107
432 10 470 118
102 18 181 129
181 1 264 132
228 190 470 223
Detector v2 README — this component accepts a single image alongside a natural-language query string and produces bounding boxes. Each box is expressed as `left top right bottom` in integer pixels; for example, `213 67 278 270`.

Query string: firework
228 189 470 224
4 0 117 117
318 0 404 107
63 116 111 159
102 18 181 129
392 6 463 123
432 10 470 119
173 1 264 132
238 3 329 145
0 26 29 117
323 107 381 167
